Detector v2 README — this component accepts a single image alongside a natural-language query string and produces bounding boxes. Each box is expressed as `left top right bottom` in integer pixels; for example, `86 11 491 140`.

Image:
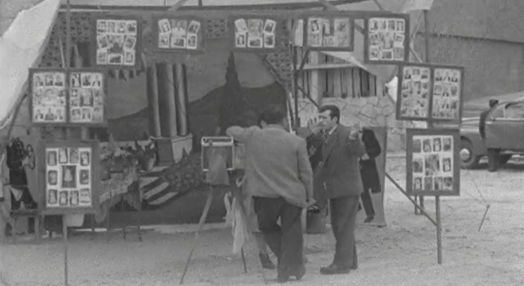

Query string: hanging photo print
69 70 106 125
29 69 67 125
396 64 431 121
155 16 204 52
431 66 464 122
39 140 99 215
304 13 354 51
93 15 141 68
365 14 409 64
406 129 460 197
232 16 281 51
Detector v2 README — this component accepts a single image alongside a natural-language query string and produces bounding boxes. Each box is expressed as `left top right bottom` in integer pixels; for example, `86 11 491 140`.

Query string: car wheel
499 154 512 164
460 139 481 169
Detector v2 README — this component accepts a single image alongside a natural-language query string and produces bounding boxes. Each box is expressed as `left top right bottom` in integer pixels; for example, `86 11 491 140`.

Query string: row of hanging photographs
90 11 411 69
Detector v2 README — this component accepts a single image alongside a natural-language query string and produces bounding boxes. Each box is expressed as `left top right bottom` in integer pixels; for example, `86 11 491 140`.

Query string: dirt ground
1 156 523 286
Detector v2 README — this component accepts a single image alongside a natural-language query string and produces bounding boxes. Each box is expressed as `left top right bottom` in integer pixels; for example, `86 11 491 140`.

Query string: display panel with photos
155 16 204 52
431 67 464 122
304 13 354 51
201 137 235 171
397 64 432 120
69 71 106 124
406 129 460 197
396 63 464 123
231 16 280 51
93 16 140 68
364 14 410 64
38 141 99 215
29 70 67 124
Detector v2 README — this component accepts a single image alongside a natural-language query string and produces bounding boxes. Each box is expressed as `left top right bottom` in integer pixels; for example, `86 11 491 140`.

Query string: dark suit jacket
479 109 490 139
320 124 366 198
360 128 382 194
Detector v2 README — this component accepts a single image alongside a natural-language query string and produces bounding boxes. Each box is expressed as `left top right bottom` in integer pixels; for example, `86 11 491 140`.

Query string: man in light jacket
226 105 313 283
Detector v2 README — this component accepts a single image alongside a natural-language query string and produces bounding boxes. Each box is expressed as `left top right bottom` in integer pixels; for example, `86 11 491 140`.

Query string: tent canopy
0 0 61 130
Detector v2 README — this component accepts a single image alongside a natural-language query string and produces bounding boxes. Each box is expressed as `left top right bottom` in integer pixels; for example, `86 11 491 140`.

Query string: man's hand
361 153 370 160
349 122 362 140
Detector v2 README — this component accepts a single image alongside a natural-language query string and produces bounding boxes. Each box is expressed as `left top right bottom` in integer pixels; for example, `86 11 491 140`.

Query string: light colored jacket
226 125 313 208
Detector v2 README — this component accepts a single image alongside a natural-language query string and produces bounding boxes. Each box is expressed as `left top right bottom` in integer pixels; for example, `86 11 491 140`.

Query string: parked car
459 92 524 169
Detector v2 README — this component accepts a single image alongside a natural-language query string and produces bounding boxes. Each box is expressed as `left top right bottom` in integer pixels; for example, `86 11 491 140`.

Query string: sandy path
1 157 523 286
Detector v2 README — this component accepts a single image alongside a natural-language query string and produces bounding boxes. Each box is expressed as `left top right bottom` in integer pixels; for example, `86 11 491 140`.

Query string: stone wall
297 95 414 152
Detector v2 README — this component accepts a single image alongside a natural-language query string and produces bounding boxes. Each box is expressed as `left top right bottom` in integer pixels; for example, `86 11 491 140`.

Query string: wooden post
174 64 189 136
292 46 300 129
62 215 69 286
165 64 178 137
435 196 442 264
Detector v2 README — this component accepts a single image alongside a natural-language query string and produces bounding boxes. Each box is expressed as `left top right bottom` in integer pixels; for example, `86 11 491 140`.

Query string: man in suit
314 105 366 275
359 128 382 223
479 99 499 172
226 105 313 283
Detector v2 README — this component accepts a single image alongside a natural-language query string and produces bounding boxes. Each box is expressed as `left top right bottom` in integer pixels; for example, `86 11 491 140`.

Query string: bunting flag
402 0 434 13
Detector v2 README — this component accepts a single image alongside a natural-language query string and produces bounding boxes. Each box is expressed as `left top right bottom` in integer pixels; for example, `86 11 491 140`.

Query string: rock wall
297 95 414 152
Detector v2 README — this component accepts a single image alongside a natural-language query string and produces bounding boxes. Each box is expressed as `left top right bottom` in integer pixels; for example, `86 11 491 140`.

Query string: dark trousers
487 148 500 171
253 197 304 276
330 195 359 269
360 185 375 217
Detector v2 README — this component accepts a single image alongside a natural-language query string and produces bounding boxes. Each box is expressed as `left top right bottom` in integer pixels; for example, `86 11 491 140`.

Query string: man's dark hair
319 105 340 123
260 104 287 125
489 99 499 108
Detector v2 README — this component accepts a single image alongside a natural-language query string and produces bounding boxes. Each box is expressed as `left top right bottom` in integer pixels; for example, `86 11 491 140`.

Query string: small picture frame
406 128 460 197
230 14 282 52
200 136 235 171
364 13 410 64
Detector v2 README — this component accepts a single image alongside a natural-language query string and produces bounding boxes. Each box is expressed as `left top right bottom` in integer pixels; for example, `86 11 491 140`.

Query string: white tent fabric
0 0 61 130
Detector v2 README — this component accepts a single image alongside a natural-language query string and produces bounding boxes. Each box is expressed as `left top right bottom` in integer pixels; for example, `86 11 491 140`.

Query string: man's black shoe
320 264 350 275
364 216 374 223
259 253 275 269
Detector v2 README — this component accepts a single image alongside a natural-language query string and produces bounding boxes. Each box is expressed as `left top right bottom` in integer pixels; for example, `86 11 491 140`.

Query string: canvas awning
0 0 61 130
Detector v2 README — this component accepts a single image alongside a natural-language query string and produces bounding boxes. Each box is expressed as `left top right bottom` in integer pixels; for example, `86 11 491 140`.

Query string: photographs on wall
156 17 203 52
396 63 464 123
94 16 140 67
201 137 235 171
365 15 409 63
304 15 354 51
232 17 279 50
69 72 105 124
432 67 463 121
45 147 93 208
397 64 431 120
406 129 460 196
30 69 106 126
30 71 67 124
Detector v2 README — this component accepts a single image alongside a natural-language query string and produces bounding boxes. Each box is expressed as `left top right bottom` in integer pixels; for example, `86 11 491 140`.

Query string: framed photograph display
69 69 107 125
303 12 354 51
231 15 281 52
201 137 234 171
431 65 464 123
37 140 100 215
396 63 464 124
29 69 67 125
92 15 141 68
406 129 460 197
364 13 410 64
396 63 432 121
154 15 205 53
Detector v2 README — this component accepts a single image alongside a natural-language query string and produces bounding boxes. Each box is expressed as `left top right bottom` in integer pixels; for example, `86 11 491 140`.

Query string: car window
489 105 505 119
503 103 524 119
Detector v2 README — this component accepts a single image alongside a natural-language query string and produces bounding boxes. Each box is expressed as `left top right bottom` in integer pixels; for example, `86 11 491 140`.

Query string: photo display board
69 70 106 124
154 15 205 52
201 137 234 171
303 12 354 51
396 63 464 124
364 13 410 64
93 15 141 68
231 15 282 51
38 140 100 215
29 69 107 126
30 70 67 124
406 129 460 197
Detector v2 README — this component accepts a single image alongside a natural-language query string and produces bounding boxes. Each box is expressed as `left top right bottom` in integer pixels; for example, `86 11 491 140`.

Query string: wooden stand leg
240 248 247 273
63 215 69 286
435 196 442 264
137 205 142 242
106 207 111 243
179 188 214 285
35 216 40 244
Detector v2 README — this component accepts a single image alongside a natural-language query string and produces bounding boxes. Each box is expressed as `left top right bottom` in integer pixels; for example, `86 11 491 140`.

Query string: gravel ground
1 157 524 286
